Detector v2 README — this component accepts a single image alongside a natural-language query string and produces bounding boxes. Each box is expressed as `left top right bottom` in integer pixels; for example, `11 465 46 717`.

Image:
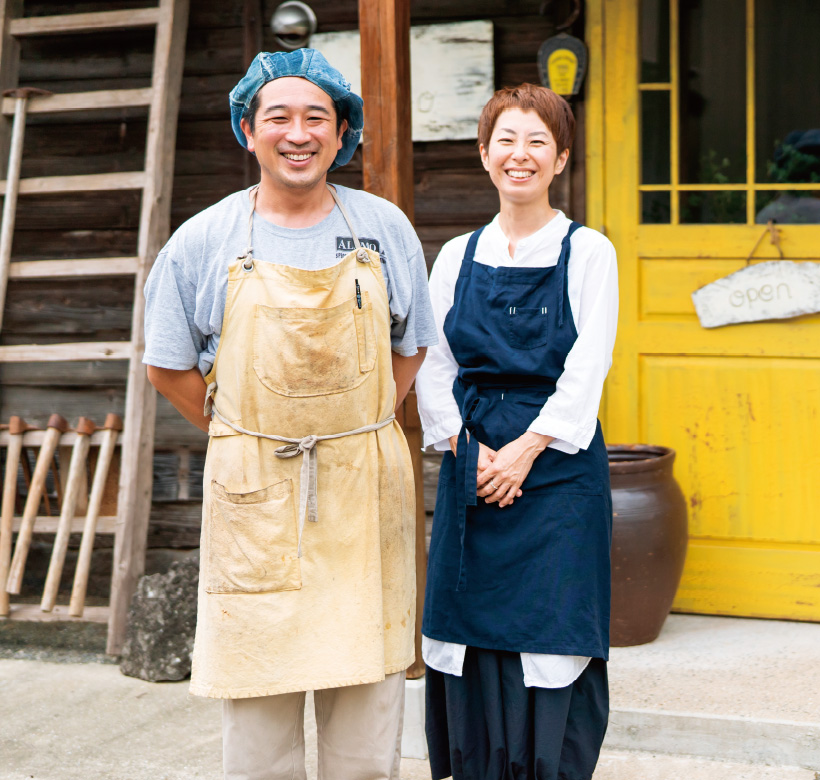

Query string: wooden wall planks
3 0 584 549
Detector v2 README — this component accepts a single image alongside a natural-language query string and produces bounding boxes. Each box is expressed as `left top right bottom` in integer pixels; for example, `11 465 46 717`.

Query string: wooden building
0 0 578 648
2 0 818 643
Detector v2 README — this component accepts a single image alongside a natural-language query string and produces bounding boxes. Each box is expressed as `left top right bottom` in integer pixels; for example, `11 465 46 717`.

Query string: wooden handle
69 425 119 617
6 421 66 594
40 420 95 612
0 418 26 615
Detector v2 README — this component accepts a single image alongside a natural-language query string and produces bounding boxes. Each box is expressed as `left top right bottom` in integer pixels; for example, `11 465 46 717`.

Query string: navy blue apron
422 222 612 660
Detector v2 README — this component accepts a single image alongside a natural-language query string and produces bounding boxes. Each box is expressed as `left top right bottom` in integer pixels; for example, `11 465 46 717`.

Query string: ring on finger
489 479 499 490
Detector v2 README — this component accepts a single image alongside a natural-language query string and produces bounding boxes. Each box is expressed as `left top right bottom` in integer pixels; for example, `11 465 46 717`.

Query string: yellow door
587 0 820 620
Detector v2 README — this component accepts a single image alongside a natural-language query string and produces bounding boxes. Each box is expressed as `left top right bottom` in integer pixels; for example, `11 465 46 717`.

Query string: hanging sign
691 261 820 328
537 33 587 96
311 20 494 142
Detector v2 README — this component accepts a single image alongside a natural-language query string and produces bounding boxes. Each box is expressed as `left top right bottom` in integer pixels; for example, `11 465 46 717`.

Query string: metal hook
540 0 581 31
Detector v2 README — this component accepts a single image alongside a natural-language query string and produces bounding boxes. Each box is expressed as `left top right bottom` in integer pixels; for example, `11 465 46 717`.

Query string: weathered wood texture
360 0 426 678
2 0 585 551
359 0 413 218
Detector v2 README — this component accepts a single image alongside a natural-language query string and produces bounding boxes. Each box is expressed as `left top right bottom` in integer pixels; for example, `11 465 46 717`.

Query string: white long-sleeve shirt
416 211 618 687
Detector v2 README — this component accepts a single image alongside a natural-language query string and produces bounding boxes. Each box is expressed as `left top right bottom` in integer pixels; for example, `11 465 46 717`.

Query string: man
143 49 436 780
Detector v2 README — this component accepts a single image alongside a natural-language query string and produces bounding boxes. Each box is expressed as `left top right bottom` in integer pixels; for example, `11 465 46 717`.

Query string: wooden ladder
0 0 189 654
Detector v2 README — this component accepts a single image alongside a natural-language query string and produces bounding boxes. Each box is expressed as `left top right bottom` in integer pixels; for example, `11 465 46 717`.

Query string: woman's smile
505 168 535 180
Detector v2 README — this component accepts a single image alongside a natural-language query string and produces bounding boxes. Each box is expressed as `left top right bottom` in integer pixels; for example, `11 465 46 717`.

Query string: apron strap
458 225 486 276
210 404 395 557
238 186 259 270
327 185 372 264
241 185 370 269
557 221 583 327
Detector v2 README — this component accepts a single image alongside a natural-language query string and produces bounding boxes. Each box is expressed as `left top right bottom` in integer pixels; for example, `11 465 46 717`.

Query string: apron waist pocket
206 479 302 594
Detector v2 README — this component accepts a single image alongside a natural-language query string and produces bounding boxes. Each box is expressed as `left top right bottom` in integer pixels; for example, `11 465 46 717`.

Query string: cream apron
189 187 416 699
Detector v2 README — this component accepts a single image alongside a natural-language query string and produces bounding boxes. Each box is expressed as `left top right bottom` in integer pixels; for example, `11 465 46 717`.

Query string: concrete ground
609 613 820 722
1 614 818 779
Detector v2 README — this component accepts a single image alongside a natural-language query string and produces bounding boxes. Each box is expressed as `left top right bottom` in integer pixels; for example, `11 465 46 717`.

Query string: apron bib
189 187 416 698
422 222 613 660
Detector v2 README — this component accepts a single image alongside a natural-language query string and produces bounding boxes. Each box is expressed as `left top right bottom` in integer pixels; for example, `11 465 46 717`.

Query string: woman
415 84 618 780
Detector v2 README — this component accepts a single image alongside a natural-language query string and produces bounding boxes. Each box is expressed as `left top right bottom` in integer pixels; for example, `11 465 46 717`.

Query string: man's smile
281 151 316 162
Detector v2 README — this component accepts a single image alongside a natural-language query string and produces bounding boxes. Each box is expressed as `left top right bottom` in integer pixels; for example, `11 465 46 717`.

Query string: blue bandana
229 49 364 172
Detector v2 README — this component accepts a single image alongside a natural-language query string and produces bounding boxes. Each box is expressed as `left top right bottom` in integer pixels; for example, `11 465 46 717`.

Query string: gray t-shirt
143 185 437 375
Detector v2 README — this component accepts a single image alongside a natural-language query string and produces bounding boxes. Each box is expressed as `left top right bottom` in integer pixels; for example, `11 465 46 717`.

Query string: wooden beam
358 0 414 220
3 603 109 623
359 0 425 679
1 88 153 116
242 0 263 189
0 171 146 196
9 8 161 37
108 0 190 656
0 430 124 448
0 342 131 363
8 257 139 280
0 0 22 181
10 515 117 535
242 0 263 69
401 390 428 681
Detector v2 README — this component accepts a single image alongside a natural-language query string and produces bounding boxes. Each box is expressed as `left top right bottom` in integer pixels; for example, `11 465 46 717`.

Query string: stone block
119 552 199 682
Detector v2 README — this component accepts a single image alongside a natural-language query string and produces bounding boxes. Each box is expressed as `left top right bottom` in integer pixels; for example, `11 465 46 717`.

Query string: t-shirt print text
336 236 387 263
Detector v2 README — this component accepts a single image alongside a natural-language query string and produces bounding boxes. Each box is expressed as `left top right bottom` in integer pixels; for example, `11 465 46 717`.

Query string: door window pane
680 191 746 224
641 91 670 184
642 191 671 224
679 0 746 185
755 0 820 187
756 191 820 225
641 0 670 82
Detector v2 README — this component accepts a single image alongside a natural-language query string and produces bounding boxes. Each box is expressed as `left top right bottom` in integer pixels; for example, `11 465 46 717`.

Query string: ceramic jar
608 444 688 646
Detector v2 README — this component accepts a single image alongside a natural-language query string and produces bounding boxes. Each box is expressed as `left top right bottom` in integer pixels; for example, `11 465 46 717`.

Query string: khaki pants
222 671 406 780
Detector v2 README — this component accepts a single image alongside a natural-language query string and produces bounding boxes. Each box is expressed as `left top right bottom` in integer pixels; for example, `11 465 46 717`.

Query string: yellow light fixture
538 32 587 97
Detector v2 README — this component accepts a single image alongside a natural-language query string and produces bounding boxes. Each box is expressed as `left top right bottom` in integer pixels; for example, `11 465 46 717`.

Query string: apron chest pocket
205 479 301 594
505 306 550 350
253 296 376 397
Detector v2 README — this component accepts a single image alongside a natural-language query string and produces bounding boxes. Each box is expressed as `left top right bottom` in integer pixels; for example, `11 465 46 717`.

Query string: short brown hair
477 83 575 153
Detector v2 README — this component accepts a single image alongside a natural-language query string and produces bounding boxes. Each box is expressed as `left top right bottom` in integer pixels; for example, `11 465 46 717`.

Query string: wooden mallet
0 416 30 614
69 413 122 617
6 414 68 594
41 417 96 612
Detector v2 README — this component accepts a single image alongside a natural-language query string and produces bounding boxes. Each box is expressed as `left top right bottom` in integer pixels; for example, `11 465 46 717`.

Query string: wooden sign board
692 261 820 328
311 20 494 142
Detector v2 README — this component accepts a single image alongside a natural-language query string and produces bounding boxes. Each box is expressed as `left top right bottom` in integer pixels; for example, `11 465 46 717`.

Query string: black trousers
425 648 609 780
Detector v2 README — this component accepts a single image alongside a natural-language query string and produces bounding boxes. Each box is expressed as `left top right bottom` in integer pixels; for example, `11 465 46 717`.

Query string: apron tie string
209 403 395 557
275 435 320 557
453 384 490 592
454 425 480 592
203 382 217 416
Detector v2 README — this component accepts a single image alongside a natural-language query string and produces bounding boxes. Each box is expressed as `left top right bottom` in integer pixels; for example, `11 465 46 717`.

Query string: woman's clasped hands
449 430 554 508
